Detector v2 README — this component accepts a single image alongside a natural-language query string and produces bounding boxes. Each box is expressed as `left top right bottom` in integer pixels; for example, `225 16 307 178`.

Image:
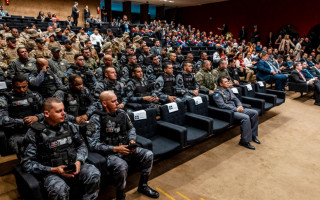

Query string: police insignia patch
214 93 219 97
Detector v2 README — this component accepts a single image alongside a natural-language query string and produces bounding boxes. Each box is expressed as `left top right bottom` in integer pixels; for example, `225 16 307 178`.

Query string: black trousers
310 80 320 103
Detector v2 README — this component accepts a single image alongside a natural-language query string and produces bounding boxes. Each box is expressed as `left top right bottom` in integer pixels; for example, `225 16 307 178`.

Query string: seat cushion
151 136 181 157
185 126 208 144
252 108 263 116
212 119 230 132
264 102 273 110
276 98 285 106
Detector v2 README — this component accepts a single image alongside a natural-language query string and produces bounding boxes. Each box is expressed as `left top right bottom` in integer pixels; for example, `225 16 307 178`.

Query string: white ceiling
112 0 228 7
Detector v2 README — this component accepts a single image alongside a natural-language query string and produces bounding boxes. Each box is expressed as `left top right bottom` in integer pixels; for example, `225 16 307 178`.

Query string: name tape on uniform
258 81 264 87
133 110 147 121
246 84 253 91
231 87 238 94
167 102 178 113
193 96 203 105
0 82 7 90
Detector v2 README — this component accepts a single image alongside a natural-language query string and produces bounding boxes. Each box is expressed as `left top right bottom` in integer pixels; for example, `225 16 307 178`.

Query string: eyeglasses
77 59 85 61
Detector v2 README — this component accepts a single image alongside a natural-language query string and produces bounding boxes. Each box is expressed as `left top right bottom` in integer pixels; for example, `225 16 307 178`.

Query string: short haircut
293 62 301 69
17 47 26 55
128 54 136 60
277 55 284 60
133 65 142 73
202 60 210 67
154 39 159 43
74 54 83 60
104 66 115 74
228 58 235 63
261 52 268 58
43 97 62 112
84 39 91 44
69 74 82 85
217 76 228 85
200 51 207 57
12 73 27 84
163 62 172 69
81 47 90 54
218 59 226 66
183 61 191 68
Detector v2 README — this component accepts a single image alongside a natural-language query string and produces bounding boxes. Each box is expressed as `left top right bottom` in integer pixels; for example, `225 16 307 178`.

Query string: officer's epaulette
30 122 46 132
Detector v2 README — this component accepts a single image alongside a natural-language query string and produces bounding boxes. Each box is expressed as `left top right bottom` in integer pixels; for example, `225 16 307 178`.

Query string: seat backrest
241 84 255 97
208 93 219 107
128 108 157 139
186 96 208 116
231 87 242 100
255 81 267 93
160 101 185 126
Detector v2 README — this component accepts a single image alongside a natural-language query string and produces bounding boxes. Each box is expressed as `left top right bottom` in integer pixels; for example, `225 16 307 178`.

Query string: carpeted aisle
125 91 320 200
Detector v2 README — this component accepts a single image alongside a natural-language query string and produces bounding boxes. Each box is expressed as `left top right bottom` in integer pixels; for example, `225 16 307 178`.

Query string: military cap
68 33 76 40
28 29 38 37
133 35 142 43
49 33 56 38
6 36 16 42
35 38 44 43
55 28 62 33
51 46 61 53
65 39 72 44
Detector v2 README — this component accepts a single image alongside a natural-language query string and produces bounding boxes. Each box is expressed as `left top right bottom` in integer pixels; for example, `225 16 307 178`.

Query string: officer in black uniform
175 47 185 64
169 53 182 75
146 55 163 84
154 62 182 104
21 97 101 200
29 58 64 99
119 47 134 66
88 91 159 200
120 54 137 84
54 74 94 125
94 66 127 109
126 65 159 110
0 74 42 154
137 45 152 72
184 53 197 74
195 52 208 73
65 54 97 91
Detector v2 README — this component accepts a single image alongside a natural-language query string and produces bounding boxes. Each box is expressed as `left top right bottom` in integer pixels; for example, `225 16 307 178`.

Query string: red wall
176 0 320 44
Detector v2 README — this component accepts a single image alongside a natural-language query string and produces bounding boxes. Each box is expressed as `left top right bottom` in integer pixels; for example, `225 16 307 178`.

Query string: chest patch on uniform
12 99 29 106
49 136 72 149
106 120 121 133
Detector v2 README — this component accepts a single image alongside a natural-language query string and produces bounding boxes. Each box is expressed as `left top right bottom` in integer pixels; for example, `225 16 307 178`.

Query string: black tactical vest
39 71 58 98
172 62 182 75
65 89 91 117
32 121 80 167
7 90 38 119
153 64 163 77
183 73 197 90
103 79 123 103
163 74 175 96
132 77 150 97
98 110 129 146
71 66 95 89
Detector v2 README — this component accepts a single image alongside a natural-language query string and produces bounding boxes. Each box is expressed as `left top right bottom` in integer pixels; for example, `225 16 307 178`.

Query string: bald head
100 91 118 113
36 58 49 70
103 55 113 67
100 91 115 102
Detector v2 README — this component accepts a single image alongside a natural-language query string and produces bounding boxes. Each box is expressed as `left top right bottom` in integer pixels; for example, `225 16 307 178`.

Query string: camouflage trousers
43 163 101 200
106 147 153 190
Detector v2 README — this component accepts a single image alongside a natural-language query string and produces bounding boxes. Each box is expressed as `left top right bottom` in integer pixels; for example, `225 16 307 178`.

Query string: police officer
21 97 101 200
54 74 93 124
213 76 260 150
195 60 216 94
169 53 182 75
227 58 244 85
29 38 52 59
119 47 134 66
137 45 152 72
146 55 163 84
7 47 37 79
84 40 99 63
46 33 61 51
195 52 208 73
62 39 78 64
25 29 38 52
212 59 236 85
0 74 42 154
48 46 69 81
120 54 137 84
69 33 82 53
77 28 89 43
184 53 197 74
175 47 185 64
96 54 119 81
150 39 162 56
1 36 18 70
88 91 159 200
82 48 98 71
154 62 182 104
126 65 159 110
176 61 201 101
66 54 97 91
28 58 63 99
11 28 26 48
55 28 68 45
94 66 127 109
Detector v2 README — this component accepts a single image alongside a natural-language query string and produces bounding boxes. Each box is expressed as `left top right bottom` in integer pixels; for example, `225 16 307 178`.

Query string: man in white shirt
90 28 103 53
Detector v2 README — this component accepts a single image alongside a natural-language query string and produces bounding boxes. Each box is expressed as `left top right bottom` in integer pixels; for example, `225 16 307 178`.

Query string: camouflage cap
68 33 76 40
55 28 62 33
133 35 142 43
51 46 61 53
28 29 38 37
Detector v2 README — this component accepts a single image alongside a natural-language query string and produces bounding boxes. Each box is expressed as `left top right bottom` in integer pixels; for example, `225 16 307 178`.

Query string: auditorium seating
287 74 309 96
254 81 286 106
232 87 265 115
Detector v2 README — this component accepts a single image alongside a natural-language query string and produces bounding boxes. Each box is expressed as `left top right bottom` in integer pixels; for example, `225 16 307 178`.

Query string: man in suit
84 5 90 23
309 62 320 79
256 52 287 90
0 5 8 17
290 62 320 106
71 2 80 26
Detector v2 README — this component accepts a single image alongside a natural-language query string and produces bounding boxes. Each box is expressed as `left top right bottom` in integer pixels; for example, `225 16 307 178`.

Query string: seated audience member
146 55 163 84
256 52 287 90
195 60 216 94
82 48 98 71
301 61 316 80
55 28 67 45
87 91 159 199
228 58 247 85
213 76 260 150
236 53 255 83
212 59 238 86
0 74 42 154
21 97 101 200
195 52 209 72
309 62 320 79
48 46 69 81
62 39 78 64
290 62 320 106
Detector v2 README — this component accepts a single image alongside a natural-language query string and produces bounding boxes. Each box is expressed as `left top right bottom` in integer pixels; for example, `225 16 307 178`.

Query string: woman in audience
37 11 46 22
279 34 295 55
236 53 255 83
244 52 257 68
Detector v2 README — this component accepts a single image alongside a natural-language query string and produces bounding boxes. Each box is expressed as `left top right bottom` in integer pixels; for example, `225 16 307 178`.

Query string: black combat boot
116 189 126 200
137 175 159 198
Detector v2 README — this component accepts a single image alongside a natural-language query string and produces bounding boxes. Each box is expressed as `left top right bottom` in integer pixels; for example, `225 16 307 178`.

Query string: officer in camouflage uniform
82 48 98 71
48 47 69 81
69 33 82 53
176 61 202 101
126 65 159 111
146 55 163 84
100 47 120 72
2 36 18 68
54 74 94 125
20 26 30 40
25 29 38 52
29 38 52 59
88 91 159 200
7 47 37 79
213 76 260 150
154 62 182 104
94 66 127 109
11 28 26 47
77 28 89 43
28 58 64 99
0 74 42 154
211 59 234 86
21 97 100 200
132 35 142 51
195 60 216 94
62 39 78 64
46 33 61 51
1 24 12 39
66 54 97 91
84 40 99 63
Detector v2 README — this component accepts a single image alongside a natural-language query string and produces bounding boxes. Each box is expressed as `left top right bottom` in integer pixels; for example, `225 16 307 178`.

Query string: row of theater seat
11 81 286 200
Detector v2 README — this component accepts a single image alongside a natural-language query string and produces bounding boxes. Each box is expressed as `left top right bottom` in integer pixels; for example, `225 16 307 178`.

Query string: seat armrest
207 106 234 124
266 89 286 99
156 121 187 147
255 92 277 105
199 89 209 95
136 135 153 151
241 96 265 112
242 103 252 109
185 112 213 133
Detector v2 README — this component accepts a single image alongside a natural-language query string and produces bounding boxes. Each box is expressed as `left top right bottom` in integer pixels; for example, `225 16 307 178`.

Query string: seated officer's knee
109 156 128 177
79 164 101 185
44 175 70 200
